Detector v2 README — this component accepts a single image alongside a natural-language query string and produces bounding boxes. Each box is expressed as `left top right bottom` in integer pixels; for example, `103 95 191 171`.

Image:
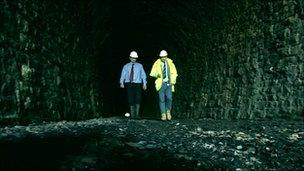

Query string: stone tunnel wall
1 0 102 122
1 0 303 122
174 0 304 119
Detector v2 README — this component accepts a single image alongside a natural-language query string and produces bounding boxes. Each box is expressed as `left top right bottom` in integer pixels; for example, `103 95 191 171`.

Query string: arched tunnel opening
87 0 232 118
1 0 304 122
96 0 170 117
95 0 192 118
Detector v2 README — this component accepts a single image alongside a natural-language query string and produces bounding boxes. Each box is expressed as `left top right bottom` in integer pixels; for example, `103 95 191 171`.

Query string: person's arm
170 62 178 84
141 64 147 85
141 64 147 90
120 65 127 88
149 61 159 78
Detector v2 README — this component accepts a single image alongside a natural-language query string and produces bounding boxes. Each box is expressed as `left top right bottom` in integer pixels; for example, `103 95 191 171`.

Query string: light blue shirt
120 62 147 86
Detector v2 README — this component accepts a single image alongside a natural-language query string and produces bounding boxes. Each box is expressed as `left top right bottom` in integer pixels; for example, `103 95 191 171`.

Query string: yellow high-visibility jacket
150 58 178 92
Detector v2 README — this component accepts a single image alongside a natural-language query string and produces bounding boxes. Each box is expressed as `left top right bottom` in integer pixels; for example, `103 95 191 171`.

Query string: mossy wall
1 0 103 122
174 0 304 119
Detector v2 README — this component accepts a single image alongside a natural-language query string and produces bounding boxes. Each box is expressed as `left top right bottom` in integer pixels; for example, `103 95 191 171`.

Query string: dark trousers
126 83 142 106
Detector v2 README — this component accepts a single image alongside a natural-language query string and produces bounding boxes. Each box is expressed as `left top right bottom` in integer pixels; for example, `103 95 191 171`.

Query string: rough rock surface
1 118 303 170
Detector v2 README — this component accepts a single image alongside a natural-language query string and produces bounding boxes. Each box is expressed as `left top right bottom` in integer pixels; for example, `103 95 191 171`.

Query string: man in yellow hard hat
150 50 178 121
120 51 147 118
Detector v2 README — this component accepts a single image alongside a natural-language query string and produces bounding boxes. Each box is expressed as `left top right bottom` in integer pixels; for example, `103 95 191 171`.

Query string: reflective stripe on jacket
149 58 178 92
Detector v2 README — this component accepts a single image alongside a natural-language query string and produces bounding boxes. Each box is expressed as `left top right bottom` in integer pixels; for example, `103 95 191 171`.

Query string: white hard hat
130 51 138 58
159 50 168 57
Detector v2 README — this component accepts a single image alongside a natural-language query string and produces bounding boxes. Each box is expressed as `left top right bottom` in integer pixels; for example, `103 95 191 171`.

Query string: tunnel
94 0 213 118
96 0 182 118
1 0 304 122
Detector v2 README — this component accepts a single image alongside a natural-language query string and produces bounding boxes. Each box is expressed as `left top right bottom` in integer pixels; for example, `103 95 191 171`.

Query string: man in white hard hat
150 50 178 121
120 51 147 118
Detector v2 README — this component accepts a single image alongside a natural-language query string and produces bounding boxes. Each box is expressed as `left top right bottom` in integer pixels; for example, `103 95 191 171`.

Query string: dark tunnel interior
94 0 194 117
90 0 228 118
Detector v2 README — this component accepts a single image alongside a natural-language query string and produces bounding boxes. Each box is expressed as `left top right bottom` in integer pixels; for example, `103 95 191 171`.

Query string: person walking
120 51 147 118
150 50 178 121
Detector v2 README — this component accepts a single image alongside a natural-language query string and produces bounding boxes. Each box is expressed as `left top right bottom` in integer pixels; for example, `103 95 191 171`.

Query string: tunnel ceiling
89 0 230 54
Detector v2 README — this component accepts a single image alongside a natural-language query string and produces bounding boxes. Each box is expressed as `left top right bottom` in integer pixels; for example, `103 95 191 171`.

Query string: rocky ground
0 117 303 171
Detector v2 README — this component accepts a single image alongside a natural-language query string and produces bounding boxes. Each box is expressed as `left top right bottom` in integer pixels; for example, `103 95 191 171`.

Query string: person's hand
120 84 124 88
143 85 147 90
163 77 169 82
